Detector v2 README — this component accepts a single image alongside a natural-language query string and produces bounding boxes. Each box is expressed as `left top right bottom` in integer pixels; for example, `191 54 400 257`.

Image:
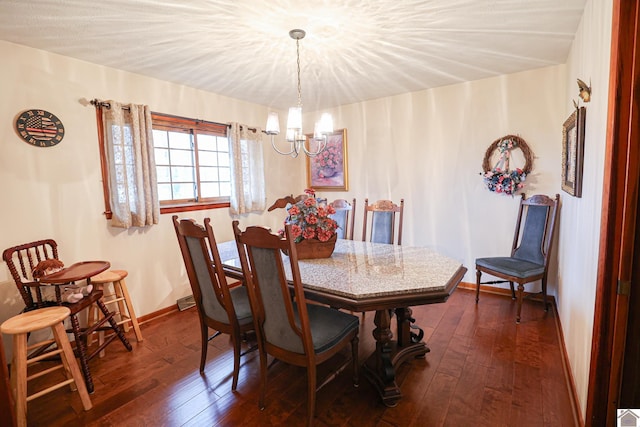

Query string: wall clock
15 109 65 147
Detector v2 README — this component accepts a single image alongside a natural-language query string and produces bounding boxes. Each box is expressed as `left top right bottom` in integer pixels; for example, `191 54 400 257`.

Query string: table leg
363 307 429 407
396 307 427 350
363 308 400 406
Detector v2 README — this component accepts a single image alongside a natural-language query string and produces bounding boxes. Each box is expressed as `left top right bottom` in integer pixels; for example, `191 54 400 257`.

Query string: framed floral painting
305 128 348 191
561 107 586 197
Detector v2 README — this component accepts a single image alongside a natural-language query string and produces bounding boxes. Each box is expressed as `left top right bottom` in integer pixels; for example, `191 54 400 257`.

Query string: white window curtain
228 123 266 214
102 101 160 228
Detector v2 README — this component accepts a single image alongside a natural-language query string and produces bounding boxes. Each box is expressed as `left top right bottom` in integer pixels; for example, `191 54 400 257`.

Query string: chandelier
265 29 334 158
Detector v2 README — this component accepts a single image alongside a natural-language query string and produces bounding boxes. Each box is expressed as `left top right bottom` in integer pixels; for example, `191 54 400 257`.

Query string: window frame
96 109 230 219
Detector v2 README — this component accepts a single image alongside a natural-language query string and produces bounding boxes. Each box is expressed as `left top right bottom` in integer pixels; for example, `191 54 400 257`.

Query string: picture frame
305 128 348 191
561 107 586 197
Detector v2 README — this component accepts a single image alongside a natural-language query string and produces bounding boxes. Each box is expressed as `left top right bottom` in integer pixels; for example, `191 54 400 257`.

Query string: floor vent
177 294 196 311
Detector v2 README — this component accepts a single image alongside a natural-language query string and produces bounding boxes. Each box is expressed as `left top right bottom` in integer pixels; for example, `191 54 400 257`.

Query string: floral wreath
481 135 533 195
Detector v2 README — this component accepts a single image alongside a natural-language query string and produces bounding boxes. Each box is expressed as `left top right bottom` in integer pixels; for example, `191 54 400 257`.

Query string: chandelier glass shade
266 29 334 158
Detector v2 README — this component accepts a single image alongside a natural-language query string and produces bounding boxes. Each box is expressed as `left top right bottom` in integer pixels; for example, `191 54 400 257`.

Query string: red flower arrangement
281 189 338 242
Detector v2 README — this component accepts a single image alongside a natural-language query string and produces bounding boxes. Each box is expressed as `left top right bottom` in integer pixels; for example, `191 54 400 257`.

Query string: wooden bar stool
1 307 92 427
88 270 143 351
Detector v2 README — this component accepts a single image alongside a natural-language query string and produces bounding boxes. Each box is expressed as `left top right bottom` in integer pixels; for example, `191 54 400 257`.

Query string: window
151 113 231 211
96 106 235 219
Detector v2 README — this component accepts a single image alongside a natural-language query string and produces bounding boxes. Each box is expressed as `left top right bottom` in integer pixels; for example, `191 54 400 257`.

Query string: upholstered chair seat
475 257 545 279
295 304 360 353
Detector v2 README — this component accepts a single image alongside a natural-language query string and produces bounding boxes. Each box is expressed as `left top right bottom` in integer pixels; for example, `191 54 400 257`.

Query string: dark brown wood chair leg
258 348 267 410
351 335 359 387
307 364 317 427
70 313 94 393
475 269 481 303
509 281 516 300
199 322 208 373
96 299 132 351
231 331 241 391
516 283 525 324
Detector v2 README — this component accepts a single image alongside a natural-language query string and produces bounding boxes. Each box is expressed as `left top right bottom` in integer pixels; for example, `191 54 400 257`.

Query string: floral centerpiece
279 189 339 258
281 189 338 242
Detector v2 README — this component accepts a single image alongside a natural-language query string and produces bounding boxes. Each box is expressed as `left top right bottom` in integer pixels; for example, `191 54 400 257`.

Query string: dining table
217 239 467 407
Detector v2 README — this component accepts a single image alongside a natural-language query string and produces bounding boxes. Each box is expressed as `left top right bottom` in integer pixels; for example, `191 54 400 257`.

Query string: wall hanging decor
14 109 65 147
305 128 348 191
577 78 591 103
561 107 586 197
481 134 533 196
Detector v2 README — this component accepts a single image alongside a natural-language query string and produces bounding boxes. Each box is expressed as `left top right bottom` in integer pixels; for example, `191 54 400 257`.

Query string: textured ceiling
0 0 586 111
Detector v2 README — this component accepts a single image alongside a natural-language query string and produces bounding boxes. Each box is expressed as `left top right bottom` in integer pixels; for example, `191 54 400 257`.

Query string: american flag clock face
15 109 65 147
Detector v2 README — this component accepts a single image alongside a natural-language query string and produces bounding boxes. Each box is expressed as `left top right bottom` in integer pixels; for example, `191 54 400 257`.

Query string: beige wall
0 40 299 329
558 0 612 416
0 0 611 418
308 65 566 277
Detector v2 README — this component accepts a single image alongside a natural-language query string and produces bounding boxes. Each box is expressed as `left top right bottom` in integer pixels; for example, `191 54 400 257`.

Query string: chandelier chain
296 38 302 108
266 28 332 158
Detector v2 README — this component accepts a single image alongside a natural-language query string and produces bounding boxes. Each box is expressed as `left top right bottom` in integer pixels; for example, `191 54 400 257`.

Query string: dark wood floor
24 288 578 426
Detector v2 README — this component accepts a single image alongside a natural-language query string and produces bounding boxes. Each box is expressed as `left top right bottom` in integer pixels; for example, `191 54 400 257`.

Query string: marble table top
217 239 465 301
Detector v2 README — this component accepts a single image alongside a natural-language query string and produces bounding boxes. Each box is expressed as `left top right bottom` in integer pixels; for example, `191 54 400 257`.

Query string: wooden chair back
3 239 59 309
267 193 309 212
330 198 356 240
511 194 559 267
173 216 243 331
233 222 313 359
362 199 404 245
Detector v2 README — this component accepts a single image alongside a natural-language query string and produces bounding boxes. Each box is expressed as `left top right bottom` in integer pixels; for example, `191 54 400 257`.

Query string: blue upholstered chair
362 199 404 245
172 216 254 390
475 194 560 323
232 221 359 426
330 198 356 240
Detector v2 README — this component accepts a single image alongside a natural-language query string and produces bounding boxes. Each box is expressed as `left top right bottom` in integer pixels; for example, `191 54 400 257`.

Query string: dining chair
172 216 254 391
232 221 359 426
2 239 132 393
362 198 404 245
475 193 560 323
330 198 356 240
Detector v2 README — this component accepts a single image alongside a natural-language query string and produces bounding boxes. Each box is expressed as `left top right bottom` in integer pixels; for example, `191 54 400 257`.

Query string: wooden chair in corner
172 216 255 391
330 198 356 240
475 194 560 323
362 199 404 245
233 221 359 426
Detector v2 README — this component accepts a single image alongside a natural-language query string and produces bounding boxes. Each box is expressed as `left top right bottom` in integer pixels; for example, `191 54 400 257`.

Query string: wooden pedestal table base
363 307 428 407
